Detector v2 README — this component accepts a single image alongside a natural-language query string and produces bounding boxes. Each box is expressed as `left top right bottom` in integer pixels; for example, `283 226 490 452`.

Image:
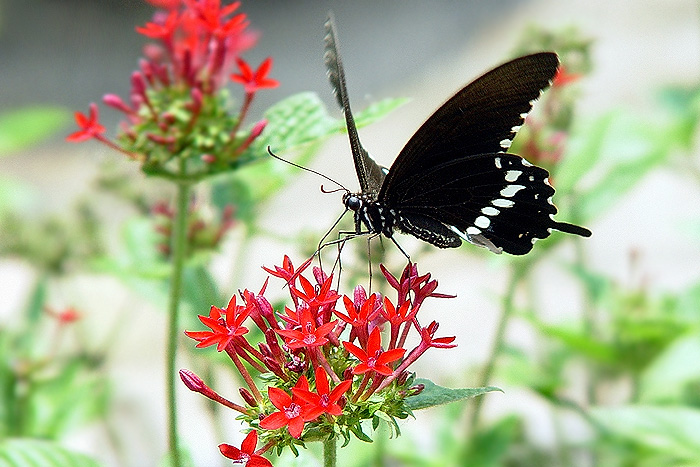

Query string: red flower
66 103 106 142
420 321 457 349
276 307 337 350
343 327 405 376
46 306 81 324
259 379 312 438
262 255 311 286
291 273 340 311
136 10 180 39
381 297 415 326
293 367 351 419
335 292 382 327
219 430 272 467
231 57 279 94
552 64 581 87
190 0 248 39
185 295 251 351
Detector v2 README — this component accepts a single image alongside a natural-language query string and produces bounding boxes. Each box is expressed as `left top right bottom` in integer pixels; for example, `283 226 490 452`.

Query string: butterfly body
325 14 591 256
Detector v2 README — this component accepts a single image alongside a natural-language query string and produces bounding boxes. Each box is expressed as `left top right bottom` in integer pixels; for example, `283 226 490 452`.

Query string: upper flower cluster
181 256 457 465
67 0 279 181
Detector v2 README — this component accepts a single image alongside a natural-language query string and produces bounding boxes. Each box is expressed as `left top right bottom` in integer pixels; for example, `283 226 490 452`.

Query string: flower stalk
165 167 191 467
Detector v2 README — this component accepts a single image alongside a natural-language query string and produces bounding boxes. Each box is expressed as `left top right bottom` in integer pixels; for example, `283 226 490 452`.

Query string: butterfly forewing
379 53 559 199
324 13 386 195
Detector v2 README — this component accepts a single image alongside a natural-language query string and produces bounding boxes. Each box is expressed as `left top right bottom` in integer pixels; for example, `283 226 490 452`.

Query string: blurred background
1 0 700 466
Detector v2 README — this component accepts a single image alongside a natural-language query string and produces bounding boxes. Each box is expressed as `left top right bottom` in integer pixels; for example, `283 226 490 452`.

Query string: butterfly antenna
267 146 349 192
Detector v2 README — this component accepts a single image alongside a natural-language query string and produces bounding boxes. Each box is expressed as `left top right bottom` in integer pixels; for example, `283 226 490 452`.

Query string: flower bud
180 369 206 393
263 356 285 379
102 94 133 114
239 387 257 407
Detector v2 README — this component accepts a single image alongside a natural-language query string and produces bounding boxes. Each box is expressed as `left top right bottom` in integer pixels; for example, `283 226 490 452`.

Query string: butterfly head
342 192 362 212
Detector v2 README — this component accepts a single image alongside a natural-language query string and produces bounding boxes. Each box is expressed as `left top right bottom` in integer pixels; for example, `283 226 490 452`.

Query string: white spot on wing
481 206 499 216
505 170 522 182
499 139 511 149
475 216 490 229
492 198 514 208
466 226 481 235
511 125 522 133
521 158 532 167
495 157 502 169
500 185 526 197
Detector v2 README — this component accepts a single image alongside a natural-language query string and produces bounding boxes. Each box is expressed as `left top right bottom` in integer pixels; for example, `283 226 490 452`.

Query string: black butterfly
323 15 591 256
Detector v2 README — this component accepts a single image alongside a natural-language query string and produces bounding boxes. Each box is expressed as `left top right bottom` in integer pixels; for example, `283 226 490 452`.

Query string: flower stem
469 261 528 430
166 170 192 467
323 436 336 467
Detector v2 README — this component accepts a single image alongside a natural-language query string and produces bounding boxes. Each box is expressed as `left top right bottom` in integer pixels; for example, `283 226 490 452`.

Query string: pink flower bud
249 119 267 139
131 71 147 97
102 94 133 114
180 369 206 392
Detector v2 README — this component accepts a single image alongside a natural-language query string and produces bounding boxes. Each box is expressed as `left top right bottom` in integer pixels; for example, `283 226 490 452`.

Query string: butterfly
323 14 591 256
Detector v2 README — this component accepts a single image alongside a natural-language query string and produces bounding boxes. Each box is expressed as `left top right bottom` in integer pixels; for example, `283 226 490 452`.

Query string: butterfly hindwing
389 153 561 254
324 13 386 195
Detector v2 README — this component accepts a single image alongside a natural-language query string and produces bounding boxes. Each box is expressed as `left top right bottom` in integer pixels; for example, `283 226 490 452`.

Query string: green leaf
529 320 617 363
180 265 223 329
0 107 71 155
640 333 700 403
23 275 48 324
349 423 373 443
554 112 615 194
351 97 409 129
0 438 102 467
590 406 700 463
575 117 671 223
459 416 522 467
404 378 501 410
250 92 336 156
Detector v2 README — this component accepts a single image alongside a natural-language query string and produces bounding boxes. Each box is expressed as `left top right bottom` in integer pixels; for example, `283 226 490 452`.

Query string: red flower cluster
67 0 278 179
182 256 457 463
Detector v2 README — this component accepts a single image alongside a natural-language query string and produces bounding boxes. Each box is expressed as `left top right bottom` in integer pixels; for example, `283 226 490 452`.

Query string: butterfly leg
316 208 351 272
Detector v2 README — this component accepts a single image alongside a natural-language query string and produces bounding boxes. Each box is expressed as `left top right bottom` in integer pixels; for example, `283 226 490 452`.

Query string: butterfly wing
378 53 591 255
324 13 386 195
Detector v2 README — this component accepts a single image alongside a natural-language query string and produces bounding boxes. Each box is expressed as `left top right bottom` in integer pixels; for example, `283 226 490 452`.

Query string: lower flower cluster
181 256 456 465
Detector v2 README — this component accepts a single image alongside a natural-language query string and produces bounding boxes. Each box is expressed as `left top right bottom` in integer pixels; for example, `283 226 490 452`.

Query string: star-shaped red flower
66 103 106 142
231 57 279 94
334 292 382 327
185 295 251 351
293 367 351 420
276 307 337 350
262 255 311 286
219 430 272 467
343 327 405 376
259 378 313 438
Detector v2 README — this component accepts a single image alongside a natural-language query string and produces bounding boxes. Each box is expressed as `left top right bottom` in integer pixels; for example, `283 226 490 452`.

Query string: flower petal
259 411 288 430
267 387 292 410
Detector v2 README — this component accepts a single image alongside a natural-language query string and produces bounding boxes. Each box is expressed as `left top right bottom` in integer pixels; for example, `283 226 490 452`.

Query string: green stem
323 436 337 467
166 172 192 467
469 261 527 430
